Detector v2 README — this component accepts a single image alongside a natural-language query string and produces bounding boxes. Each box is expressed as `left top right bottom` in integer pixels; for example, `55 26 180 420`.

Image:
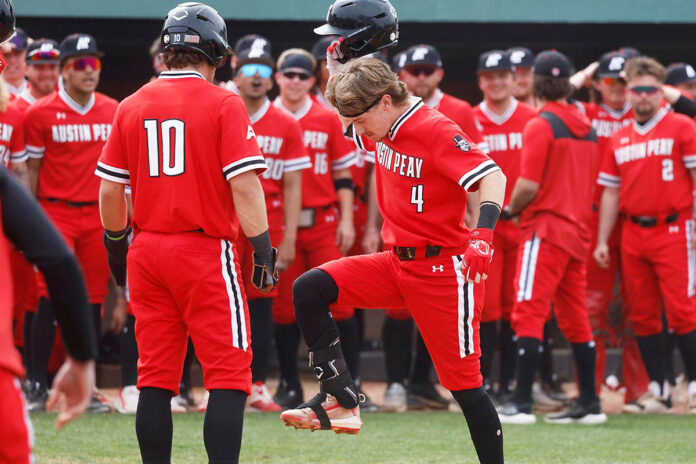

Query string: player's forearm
508 177 539 216
99 180 128 231
230 170 269 237
10 161 31 191
597 187 620 245
333 168 355 224
465 190 480 229
282 170 302 243
477 170 506 209
27 158 41 196
569 61 599 91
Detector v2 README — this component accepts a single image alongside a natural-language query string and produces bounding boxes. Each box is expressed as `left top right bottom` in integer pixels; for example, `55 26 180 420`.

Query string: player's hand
461 228 495 284
362 229 382 254
251 247 279 294
109 291 127 335
276 238 296 272
336 218 355 255
326 37 346 76
46 357 95 431
593 242 611 269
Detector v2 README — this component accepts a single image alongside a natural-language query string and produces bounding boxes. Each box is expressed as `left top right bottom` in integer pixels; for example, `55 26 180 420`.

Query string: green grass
31 411 696 463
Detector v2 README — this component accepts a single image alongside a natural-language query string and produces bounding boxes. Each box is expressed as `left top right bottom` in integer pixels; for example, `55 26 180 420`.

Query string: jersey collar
389 96 424 141
600 101 632 120
158 70 205 80
58 88 95 116
633 107 667 136
19 89 36 106
274 96 313 121
480 98 518 126
424 88 443 109
249 98 271 124
4 79 28 97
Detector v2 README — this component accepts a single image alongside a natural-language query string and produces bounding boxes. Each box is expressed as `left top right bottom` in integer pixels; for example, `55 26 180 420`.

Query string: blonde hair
624 57 666 84
0 79 9 112
277 48 316 73
326 58 409 117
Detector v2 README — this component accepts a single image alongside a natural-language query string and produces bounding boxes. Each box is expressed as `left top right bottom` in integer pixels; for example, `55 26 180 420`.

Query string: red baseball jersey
0 102 26 167
354 98 500 248
597 108 696 217
0 207 23 377
273 97 356 208
25 89 118 202
96 70 265 241
11 90 35 115
473 99 537 206
519 102 599 260
250 99 311 200
427 89 485 147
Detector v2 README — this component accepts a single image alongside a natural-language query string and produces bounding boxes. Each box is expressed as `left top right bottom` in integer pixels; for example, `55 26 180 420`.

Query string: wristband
334 178 355 192
476 202 501 230
105 226 130 241
248 230 273 262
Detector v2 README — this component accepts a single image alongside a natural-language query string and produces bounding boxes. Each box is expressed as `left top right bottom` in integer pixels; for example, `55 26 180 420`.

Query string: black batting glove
252 247 279 294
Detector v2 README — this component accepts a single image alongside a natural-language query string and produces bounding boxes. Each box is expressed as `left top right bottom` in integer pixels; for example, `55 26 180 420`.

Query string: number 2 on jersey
662 159 674 181
411 184 424 213
144 119 185 177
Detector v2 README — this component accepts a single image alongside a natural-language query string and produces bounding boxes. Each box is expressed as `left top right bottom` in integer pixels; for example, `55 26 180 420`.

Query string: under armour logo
687 65 696 78
510 50 525 64
669 225 679 234
411 47 430 61
56 112 66 119
432 265 444 272
485 53 502 68
248 38 267 58
170 8 189 21
76 37 91 51
608 56 625 71
246 125 256 140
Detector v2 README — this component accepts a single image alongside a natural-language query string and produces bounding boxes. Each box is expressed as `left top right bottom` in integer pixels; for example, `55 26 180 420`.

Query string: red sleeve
23 106 46 159
328 115 356 171
219 96 266 180
597 135 621 188
519 117 553 184
95 104 130 185
680 117 696 170
432 119 499 192
282 119 311 172
9 111 26 163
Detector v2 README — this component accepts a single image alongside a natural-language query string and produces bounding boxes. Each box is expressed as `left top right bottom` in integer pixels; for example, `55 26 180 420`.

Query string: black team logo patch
453 135 471 152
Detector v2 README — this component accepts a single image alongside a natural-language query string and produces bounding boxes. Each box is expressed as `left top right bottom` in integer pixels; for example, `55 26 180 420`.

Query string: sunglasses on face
602 76 626 86
282 71 311 81
628 85 660 95
405 66 436 77
238 63 272 79
68 57 101 71
27 50 60 62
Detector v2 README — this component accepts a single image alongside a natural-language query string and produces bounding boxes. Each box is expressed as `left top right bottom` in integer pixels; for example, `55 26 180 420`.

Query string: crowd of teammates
4 19 696 422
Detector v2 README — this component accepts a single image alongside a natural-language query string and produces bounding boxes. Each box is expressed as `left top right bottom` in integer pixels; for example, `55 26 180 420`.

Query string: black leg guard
382 316 413 384
410 331 434 384
336 316 361 380
571 341 598 402
480 321 497 384
119 314 139 387
136 387 173 464
249 298 273 383
452 386 504 464
676 329 696 382
204 389 246 464
637 334 665 391
512 337 541 406
307 331 359 409
498 321 516 395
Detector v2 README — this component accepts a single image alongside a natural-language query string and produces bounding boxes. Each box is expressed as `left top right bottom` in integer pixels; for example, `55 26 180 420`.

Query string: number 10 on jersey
144 119 186 177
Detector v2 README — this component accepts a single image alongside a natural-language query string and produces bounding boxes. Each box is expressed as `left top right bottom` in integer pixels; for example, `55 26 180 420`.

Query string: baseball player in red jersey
595 57 696 414
280 58 506 464
231 45 311 412
507 47 535 107
22 33 117 412
97 4 275 462
474 50 537 402
498 51 606 425
271 48 362 409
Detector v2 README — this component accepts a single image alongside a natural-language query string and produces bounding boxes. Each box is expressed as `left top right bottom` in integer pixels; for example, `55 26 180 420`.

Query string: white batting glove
326 37 346 77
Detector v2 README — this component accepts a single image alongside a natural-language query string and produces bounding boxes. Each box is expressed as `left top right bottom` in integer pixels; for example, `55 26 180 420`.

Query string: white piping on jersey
687 220 695 298
453 255 475 358
3 78 28 97
597 172 621 188
633 107 668 136
480 98 518 126
19 89 36 106
58 88 95 116
424 88 444 109
517 234 541 302
600 101 632 120
273 96 313 121
158 70 205 80
388 96 423 141
249 98 271 124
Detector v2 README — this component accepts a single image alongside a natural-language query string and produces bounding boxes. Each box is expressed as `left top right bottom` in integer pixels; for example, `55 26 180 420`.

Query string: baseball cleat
273 380 304 410
246 381 282 412
544 398 607 425
621 392 673 414
280 392 362 435
381 382 407 412
532 382 564 412
408 382 449 410
497 401 536 425
114 386 140 414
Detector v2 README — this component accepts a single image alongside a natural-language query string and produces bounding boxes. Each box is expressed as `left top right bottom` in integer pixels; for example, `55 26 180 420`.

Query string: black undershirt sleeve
672 95 696 118
0 167 97 361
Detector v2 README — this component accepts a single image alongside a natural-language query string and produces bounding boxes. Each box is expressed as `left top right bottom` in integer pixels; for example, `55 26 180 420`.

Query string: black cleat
408 382 449 410
545 397 607 425
274 380 304 410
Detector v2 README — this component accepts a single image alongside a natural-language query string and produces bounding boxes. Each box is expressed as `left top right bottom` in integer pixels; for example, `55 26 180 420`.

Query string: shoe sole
544 413 608 425
280 413 362 435
497 413 536 425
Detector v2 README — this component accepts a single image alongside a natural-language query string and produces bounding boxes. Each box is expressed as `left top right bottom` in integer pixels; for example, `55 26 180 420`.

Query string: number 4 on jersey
144 118 186 177
411 184 424 213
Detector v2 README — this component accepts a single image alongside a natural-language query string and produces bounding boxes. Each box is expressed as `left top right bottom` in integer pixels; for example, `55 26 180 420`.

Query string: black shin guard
452 386 504 464
203 389 246 464
410 331 434 384
637 334 665 389
275 323 301 389
308 331 359 409
571 341 598 402
336 316 361 379
512 337 541 405
31 297 56 387
499 321 516 394
136 387 173 464
479 321 497 384
119 314 139 387
249 298 273 383
676 329 696 382
382 316 413 384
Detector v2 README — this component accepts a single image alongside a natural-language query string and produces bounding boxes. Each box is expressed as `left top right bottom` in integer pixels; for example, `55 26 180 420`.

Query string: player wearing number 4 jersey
595 57 696 414
97 3 276 462
280 58 505 464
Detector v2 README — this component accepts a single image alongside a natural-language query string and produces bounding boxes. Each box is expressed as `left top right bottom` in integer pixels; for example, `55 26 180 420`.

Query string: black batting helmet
0 0 15 44
314 0 398 62
161 2 232 67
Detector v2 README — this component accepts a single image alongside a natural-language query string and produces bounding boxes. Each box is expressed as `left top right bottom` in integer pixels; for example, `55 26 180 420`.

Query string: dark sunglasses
405 66 436 77
27 50 60 62
68 57 101 71
602 76 626 86
282 71 311 81
628 85 660 95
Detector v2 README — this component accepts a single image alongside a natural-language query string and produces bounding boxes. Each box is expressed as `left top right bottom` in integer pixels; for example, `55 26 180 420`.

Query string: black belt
45 197 98 207
629 213 679 228
393 245 441 261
